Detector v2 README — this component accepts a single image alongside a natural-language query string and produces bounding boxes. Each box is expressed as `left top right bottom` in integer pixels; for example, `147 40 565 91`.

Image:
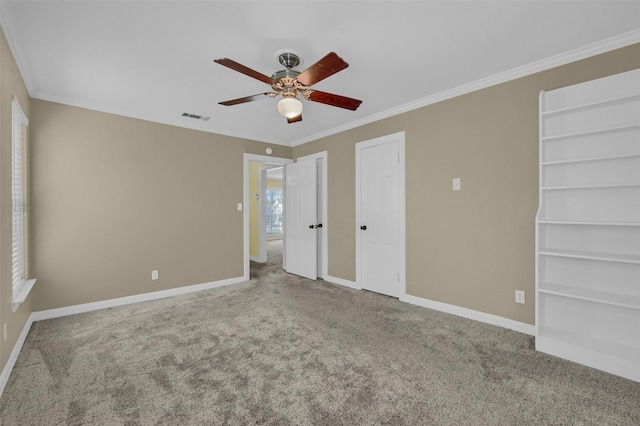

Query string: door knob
317 224 323 228
360 225 367 230
309 225 315 229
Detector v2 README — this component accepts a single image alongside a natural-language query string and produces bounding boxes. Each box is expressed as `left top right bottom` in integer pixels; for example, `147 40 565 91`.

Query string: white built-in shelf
541 123 640 142
538 219 640 227
542 153 640 166
538 326 640 363
541 93 640 117
539 248 640 265
537 68 640 383
541 183 640 191
539 282 640 310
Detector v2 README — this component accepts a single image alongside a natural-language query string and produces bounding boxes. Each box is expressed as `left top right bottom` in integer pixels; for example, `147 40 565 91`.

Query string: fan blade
308 90 362 111
214 58 275 85
219 93 276 106
287 114 302 124
297 52 349 86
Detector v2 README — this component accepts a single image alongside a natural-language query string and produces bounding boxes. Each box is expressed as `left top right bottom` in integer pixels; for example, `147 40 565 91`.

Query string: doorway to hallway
250 239 283 279
243 153 292 282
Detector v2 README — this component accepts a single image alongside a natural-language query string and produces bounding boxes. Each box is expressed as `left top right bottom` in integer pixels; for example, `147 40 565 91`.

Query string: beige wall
30 100 291 311
293 43 640 325
0 28 32 373
267 179 282 189
249 161 265 258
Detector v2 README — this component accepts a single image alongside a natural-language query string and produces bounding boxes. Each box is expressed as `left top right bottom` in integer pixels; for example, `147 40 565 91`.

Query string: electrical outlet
452 178 461 191
152 270 159 280
3 323 7 343
515 290 525 304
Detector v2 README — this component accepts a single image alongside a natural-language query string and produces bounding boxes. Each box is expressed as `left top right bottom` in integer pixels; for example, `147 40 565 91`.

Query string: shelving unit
536 68 640 383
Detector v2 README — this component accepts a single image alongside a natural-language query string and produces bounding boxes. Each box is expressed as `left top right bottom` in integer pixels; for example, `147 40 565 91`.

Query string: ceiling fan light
277 97 303 118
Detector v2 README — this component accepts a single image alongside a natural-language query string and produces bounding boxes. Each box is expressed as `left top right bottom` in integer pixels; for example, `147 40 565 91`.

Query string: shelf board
542 183 640 191
537 326 640 363
538 248 640 264
538 219 640 227
541 123 640 142
541 93 640 117
539 282 640 310
542 153 640 166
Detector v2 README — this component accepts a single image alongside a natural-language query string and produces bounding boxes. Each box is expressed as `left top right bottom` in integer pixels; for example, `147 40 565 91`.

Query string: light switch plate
237 203 243 211
452 178 461 191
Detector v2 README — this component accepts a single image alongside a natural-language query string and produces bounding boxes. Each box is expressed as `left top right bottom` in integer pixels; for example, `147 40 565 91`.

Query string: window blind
12 98 29 300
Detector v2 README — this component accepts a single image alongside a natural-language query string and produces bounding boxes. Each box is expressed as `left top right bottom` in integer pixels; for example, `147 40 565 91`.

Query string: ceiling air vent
181 112 211 121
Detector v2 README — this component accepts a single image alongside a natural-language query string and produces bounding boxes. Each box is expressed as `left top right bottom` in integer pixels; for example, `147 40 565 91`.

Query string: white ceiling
1 1 639 147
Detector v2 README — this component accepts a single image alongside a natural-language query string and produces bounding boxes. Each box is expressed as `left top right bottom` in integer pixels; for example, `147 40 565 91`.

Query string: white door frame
297 151 328 280
243 153 293 281
258 167 268 263
355 131 406 297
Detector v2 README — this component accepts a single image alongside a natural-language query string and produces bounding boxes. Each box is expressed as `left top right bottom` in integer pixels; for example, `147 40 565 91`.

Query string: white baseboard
1 275 247 398
1 277 535 400
325 275 360 290
31 276 246 322
400 294 535 336
0 313 35 398
323 281 534 336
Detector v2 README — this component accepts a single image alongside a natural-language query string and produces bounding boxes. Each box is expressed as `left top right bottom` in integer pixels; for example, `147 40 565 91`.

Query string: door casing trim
243 153 293 281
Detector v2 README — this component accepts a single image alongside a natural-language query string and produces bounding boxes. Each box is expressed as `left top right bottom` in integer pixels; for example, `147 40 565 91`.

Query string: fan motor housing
277 52 301 68
271 52 302 82
271 68 301 81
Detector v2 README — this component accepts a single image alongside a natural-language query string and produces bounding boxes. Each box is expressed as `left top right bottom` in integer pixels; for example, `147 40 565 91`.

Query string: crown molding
291 28 640 147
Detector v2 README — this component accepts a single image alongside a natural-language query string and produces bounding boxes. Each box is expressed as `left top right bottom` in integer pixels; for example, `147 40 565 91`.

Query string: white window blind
12 97 34 309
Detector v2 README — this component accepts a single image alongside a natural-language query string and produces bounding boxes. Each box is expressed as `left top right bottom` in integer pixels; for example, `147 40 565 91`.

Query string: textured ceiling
1 1 639 146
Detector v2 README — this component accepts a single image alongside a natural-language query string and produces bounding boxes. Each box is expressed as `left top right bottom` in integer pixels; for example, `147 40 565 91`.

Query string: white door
296 152 328 280
316 158 324 279
285 159 318 279
359 139 401 297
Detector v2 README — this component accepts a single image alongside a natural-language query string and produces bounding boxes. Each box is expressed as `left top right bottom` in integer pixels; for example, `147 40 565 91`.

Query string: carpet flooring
1 240 639 425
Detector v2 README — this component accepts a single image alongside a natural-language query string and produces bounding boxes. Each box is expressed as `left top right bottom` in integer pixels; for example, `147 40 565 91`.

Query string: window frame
11 97 35 312
265 187 284 236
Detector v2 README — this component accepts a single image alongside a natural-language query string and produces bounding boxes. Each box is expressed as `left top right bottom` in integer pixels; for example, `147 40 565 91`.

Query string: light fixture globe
277 97 303 118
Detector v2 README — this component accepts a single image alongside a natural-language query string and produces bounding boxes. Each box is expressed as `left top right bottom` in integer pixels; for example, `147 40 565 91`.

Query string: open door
285 159 318 280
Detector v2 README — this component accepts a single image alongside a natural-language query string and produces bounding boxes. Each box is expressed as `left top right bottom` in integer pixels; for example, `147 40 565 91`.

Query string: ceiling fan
214 51 362 123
